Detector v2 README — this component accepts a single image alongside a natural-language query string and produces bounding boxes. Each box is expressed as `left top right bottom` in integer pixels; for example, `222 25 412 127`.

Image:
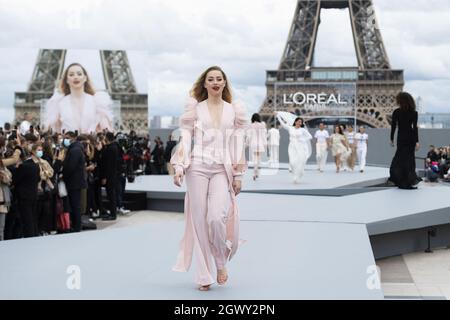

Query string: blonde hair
60 63 96 96
190 66 232 103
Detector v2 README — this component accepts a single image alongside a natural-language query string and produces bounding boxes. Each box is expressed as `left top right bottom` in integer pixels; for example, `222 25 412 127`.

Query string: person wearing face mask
31 143 55 236
62 131 87 232
11 142 41 238
44 63 113 134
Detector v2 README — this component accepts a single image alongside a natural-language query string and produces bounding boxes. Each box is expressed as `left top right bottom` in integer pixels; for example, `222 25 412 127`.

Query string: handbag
2 185 11 206
55 196 71 231
58 180 68 198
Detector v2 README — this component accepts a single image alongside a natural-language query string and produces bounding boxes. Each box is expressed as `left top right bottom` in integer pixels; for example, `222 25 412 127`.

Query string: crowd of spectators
0 117 178 241
425 145 450 182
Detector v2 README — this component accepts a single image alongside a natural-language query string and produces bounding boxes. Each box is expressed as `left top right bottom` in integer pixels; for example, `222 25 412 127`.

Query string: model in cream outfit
345 126 356 171
330 125 350 173
338 125 351 171
171 66 249 291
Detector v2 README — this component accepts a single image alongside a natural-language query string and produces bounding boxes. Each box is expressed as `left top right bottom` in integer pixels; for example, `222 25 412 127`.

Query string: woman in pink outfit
247 113 267 180
170 66 249 291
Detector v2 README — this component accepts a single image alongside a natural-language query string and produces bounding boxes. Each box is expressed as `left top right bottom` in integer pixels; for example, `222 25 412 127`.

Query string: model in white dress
355 126 369 172
276 112 312 184
314 123 330 172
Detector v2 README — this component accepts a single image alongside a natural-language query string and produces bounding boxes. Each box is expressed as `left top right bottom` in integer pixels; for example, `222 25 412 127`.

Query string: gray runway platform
0 220 381 300
126 164 391 211
1 163 449 299
127 164 390 194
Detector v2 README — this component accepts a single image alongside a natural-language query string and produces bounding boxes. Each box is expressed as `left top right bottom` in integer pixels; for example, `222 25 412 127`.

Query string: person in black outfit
62 131 87 232
100 132 119 221
388 92 422 189
12 145 40 237
93 136 106 217
151 137 165 175
114 137 128 214
34 142 54 236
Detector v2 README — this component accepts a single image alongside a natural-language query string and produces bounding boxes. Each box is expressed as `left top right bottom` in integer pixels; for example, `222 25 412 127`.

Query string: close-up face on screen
0 0 450 315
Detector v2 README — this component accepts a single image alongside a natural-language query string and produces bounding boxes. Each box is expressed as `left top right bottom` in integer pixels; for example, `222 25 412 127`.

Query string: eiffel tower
259 0 404 128
14 49 148 133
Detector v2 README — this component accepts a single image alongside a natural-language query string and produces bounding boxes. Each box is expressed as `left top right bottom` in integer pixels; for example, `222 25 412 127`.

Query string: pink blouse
170 97 249 180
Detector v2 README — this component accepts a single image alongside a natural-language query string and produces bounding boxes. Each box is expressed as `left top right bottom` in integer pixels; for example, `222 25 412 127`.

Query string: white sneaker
120 207 131 214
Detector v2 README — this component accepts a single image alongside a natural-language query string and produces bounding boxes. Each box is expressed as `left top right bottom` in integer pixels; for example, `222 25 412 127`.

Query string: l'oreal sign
283 92 348 105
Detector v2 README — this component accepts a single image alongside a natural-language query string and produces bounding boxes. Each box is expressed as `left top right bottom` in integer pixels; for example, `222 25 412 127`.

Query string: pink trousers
185 161 232 285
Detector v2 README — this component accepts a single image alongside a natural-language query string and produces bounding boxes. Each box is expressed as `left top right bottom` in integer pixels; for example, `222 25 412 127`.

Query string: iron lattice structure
14 49 148 133
259 0 404 128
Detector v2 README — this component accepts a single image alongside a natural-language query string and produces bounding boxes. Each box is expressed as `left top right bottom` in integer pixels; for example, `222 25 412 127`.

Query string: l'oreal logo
283 93 347 105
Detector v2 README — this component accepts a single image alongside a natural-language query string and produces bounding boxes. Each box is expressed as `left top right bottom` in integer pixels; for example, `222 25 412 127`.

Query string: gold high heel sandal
199 284 211 291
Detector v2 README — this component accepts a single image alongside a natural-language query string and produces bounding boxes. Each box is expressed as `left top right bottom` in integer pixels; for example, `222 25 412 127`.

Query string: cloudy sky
0 0 449 123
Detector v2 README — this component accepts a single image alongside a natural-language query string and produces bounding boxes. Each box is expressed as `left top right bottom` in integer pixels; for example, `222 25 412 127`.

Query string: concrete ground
378 247 450 300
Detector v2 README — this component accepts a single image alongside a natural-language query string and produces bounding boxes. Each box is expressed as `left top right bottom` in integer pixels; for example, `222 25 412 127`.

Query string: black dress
389 108 422 188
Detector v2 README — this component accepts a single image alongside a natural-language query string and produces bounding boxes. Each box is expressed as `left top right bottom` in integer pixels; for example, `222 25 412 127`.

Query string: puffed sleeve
44 90 65 132
170 97 198 175
94 91 114 131
230 100 249 181
276 112 291 131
